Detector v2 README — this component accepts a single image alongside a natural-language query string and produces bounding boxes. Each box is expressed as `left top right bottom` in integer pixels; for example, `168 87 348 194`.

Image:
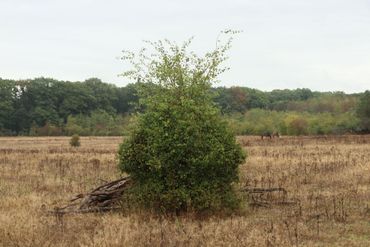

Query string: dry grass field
0 135 369 246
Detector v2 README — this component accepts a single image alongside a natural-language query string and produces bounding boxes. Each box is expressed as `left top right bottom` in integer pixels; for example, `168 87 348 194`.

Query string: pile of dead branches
53 176 132 214
51 177 298 214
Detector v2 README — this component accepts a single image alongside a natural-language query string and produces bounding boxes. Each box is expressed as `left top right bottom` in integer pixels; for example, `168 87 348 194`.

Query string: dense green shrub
118 33 246 213
69 134 80 147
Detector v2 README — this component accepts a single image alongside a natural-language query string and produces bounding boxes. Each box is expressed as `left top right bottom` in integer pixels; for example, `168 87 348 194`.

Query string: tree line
0 77 368 136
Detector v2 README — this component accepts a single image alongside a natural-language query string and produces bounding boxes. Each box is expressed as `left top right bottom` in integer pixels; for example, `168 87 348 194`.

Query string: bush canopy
118 32 246 213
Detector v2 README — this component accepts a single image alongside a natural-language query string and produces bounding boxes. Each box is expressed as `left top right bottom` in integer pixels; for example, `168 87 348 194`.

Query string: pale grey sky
1 0 369 93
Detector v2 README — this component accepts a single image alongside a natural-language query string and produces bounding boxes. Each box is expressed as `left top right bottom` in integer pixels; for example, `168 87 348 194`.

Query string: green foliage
0 79 15 131
118 34 246 213
0 75 366 135
69 134 80 147
286 117 308 136
64 110 134 136
283 93 359 113
0 77 139 135
214 87 359 114
356 91 370 132
226 109 360 136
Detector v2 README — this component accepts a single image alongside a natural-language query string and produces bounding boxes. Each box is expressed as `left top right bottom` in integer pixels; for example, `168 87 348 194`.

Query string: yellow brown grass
0 135 369 246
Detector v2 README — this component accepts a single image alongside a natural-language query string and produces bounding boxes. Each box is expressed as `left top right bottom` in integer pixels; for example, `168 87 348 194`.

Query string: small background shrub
69 134 80 147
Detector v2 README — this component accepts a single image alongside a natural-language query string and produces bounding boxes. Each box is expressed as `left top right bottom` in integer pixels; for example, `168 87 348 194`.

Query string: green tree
84 78 118 114
0 79 15 132
58 82 95 121
115 83 138 114
118 33 246 213
356 90 370 132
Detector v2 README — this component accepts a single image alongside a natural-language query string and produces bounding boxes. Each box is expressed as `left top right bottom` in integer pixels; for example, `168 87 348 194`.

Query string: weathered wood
241 187 287 194
53 176 132 214
241 187 297 207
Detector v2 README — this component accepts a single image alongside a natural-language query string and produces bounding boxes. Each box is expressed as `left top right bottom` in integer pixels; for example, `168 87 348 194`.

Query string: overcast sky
1 0 369 93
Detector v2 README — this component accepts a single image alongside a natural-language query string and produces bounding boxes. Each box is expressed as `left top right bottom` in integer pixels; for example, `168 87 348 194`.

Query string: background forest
0 77 368 136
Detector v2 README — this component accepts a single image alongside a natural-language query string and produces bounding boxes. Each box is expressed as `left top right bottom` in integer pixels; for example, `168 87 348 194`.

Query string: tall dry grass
0 135 369 246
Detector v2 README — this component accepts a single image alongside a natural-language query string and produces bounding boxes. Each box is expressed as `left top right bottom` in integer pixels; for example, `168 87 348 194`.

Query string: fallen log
241 187 287 194
241 187 298 207
52 176 132 214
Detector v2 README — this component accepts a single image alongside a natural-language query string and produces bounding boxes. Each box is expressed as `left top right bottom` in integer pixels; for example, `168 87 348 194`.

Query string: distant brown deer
261 131 280 139
272 132 280 138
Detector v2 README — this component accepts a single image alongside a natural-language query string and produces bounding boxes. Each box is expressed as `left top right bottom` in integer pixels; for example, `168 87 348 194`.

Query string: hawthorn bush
118 33 246 213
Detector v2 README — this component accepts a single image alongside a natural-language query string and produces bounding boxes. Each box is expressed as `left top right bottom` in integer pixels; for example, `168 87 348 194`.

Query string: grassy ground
0 135 369 246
